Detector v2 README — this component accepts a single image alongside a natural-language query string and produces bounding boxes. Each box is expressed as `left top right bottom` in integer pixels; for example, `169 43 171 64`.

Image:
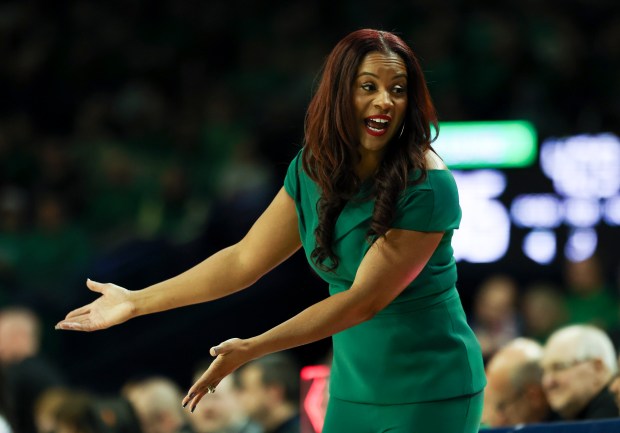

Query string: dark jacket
574 386 619 420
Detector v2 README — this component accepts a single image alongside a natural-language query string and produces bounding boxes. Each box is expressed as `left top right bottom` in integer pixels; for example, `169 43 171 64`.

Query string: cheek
553 378 573 395
353 96 367 116
396 101 407 123
542 372 557 391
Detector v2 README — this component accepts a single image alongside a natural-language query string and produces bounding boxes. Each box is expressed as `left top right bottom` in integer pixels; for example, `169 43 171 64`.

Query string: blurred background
0 0 619 410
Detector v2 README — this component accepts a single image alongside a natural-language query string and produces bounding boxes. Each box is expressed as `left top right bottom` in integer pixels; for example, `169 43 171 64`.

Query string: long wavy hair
302 29 438 271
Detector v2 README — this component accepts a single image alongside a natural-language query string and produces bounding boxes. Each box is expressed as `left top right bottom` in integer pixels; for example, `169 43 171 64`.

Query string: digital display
448 132 620 265
434 120 537 169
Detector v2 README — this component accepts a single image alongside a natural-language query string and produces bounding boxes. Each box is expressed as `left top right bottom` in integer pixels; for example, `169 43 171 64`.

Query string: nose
542 371 556 391
373 90 394 111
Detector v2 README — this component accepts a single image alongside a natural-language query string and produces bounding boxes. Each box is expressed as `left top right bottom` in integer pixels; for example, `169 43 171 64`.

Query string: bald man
541 325 618 420
483 338 556 427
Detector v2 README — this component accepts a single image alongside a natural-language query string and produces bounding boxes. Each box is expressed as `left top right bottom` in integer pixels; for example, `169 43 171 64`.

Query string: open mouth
364 115 391 137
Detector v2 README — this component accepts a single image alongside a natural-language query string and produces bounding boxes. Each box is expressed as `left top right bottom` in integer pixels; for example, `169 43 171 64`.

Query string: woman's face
352 51 408 157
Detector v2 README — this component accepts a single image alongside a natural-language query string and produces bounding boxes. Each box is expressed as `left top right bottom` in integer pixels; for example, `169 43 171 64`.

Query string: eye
361 82 376 91
393 84 407 94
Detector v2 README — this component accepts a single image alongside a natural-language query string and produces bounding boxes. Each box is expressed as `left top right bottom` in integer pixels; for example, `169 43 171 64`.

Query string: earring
398 123 405 139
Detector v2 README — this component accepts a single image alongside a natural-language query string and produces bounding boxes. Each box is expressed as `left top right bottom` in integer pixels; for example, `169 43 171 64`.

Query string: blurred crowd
1 0 620 432
0 306 301 433
470 255 620 427
2 257 620 432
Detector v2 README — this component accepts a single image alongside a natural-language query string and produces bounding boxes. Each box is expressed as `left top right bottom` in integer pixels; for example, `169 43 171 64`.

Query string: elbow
342 288 386 325
361 305 381 322
230 243 264 287
350 300 382 325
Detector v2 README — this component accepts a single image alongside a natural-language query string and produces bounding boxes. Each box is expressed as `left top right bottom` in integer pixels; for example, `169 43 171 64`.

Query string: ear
524 384 547 409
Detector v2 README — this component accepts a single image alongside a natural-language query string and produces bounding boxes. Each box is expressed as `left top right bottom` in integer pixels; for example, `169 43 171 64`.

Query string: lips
364 114 392 137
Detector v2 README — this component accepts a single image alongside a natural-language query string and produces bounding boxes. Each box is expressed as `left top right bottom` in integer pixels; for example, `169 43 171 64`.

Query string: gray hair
547 324 618 374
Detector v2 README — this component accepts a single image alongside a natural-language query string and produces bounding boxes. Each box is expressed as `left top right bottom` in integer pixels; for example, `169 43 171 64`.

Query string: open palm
55 279 135 332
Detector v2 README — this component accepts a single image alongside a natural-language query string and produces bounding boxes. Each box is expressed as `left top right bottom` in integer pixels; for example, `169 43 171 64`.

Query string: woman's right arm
56 187 302 331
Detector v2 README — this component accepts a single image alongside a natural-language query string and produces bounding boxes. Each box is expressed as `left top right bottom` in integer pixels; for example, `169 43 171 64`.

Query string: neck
355 149 384 180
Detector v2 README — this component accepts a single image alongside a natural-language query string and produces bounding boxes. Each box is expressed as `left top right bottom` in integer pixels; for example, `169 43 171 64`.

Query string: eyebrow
357 72 407 79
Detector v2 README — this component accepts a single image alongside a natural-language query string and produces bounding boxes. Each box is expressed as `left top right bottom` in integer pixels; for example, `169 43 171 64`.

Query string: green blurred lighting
433 120 537 168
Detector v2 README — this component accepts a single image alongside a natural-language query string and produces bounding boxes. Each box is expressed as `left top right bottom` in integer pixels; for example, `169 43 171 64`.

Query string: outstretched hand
182 338 253 413
55 279 135 332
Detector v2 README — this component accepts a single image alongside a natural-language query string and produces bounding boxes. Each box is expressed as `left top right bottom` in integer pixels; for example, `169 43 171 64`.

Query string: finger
189 392 206 413
181 392 192 408
55 321 85 331
183 381 201 408
183 378 220 411
182 388 203 410
56 315 97 332
65 304 92 319
86 278 105 294
210 338 238 356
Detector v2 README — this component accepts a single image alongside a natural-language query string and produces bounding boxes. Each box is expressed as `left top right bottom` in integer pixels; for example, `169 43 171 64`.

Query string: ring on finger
207 385 216 394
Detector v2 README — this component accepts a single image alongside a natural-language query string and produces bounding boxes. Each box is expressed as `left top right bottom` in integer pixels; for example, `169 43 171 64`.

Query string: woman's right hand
55 279 136 332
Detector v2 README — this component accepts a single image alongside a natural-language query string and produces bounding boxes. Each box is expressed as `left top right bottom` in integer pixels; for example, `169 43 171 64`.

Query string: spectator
123 376 193 433
16 195 91 318
0 307 64 433
521 281 567 343
0 186 27 301
563 256 619 332
95 396 143 433
471 274 521 361
234 354 299 433
189 359 261 433
54 392 108 433
483 338 557 427
34 387 72 433
541 324 618 420
0 368 14 433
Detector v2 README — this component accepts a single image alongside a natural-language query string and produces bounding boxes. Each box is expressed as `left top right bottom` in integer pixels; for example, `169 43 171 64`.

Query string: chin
360 140 390 153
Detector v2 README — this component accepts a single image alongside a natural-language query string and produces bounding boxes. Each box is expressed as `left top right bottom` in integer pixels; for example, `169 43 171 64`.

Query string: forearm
131 244 258 317
244 289 372 360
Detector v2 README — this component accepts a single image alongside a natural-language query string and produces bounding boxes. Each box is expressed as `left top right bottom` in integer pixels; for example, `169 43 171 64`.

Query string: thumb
210 338 239 356
86 278 105 294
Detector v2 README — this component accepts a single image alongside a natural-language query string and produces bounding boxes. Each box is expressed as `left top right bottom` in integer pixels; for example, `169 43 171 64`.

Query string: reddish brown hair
302 29 438 271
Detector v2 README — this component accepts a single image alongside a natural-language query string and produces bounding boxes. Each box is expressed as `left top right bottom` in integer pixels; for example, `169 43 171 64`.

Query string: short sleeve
391 171 461 232
284 149 302 199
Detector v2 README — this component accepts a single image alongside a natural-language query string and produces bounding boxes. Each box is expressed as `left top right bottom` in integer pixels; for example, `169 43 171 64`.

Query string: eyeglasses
541 358 595 374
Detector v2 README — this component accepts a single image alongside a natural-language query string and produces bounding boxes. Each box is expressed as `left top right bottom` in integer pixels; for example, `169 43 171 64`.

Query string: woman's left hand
182 338 253 413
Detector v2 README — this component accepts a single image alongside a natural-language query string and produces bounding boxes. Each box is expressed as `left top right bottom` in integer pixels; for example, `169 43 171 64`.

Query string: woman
57 29 486 432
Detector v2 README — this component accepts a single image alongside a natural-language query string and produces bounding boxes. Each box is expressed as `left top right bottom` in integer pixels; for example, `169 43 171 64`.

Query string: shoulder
425 149 448 170
284 148 304 197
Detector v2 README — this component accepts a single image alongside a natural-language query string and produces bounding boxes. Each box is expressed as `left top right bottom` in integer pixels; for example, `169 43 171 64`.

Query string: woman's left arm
183 228 442 411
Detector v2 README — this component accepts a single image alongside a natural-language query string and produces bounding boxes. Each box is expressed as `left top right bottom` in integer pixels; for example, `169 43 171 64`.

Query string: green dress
284 150 486 406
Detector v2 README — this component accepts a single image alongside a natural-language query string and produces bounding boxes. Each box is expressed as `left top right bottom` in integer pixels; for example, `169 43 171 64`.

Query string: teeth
368 118 388 123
